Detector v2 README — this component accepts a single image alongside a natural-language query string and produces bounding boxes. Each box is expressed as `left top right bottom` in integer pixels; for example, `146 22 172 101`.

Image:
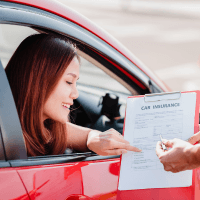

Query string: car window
0 23 141 162
79 56 131 95
77 56 134 120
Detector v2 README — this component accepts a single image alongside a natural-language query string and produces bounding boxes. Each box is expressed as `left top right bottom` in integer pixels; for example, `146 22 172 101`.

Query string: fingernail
121 150 127 154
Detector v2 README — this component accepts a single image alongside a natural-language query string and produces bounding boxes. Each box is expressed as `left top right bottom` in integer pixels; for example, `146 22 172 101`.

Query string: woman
5 33 141 157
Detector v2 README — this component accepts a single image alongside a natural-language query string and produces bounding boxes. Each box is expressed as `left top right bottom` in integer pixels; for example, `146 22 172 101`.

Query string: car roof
3 0 169 91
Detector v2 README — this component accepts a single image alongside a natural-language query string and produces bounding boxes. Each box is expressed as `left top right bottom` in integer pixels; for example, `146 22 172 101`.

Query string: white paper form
118 92 196 190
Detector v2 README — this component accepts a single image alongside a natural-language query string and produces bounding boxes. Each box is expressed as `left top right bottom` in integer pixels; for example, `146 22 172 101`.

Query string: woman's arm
66 122 91 152
66 122 141 155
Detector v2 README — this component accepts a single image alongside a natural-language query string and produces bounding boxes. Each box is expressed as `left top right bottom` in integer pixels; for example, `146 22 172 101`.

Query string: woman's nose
70 85 79 100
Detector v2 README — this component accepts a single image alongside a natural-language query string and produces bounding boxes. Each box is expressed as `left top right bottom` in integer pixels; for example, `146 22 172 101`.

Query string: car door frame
0 1 164 165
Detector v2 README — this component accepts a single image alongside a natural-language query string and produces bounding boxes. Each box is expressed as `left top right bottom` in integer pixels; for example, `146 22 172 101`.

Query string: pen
159 134 167 151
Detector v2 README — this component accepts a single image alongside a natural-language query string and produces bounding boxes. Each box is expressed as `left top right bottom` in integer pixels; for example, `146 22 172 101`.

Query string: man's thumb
162 139 174 148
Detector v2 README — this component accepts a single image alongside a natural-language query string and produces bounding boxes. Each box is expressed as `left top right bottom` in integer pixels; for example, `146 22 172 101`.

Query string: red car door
16 157 120 200
0 168 29 200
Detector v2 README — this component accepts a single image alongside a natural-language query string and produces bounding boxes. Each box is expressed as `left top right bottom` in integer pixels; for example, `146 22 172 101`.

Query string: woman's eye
66 81 73 85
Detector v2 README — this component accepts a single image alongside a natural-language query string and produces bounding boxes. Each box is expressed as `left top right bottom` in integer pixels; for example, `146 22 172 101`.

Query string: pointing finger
104 149 128 156
126 144 142 152
110 141 141 152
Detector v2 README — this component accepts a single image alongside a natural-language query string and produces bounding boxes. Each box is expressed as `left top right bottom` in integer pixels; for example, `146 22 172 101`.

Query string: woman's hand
87 128 141 156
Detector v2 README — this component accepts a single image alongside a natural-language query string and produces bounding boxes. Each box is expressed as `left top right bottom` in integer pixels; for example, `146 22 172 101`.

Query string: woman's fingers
102 129 130 144
104 149 128 155
87 129 142 156
100 129 141 153
126 144 142 152
104 145 142 155
107 139 142 152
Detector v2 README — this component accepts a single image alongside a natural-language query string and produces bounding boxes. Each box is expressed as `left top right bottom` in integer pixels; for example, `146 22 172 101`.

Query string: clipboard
117 90 200 200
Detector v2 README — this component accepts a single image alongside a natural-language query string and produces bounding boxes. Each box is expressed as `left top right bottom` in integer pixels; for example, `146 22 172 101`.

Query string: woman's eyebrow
67 73 79 80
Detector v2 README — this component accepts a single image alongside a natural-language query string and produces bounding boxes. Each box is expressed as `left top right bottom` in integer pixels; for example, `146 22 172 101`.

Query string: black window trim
9 154 120 167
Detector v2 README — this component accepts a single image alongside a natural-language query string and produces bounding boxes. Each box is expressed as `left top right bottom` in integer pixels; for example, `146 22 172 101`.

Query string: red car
0 0 169 199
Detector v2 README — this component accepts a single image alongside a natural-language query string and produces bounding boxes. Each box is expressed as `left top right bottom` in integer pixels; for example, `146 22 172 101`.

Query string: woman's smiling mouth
62 103 70 109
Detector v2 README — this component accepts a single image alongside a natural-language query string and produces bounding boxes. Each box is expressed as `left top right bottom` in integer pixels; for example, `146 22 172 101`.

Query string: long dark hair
5 33 79 156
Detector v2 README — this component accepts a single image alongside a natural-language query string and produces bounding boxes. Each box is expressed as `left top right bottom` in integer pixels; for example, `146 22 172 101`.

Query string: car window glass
77 56 132 119
0 24 38 68
79 56 131 95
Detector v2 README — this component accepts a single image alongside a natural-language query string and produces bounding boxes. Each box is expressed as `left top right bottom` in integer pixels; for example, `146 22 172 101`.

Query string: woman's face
43 57 80 123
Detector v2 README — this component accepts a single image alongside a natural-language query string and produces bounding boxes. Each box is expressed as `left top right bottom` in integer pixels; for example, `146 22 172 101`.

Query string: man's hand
156 139 200 173
156 138 200 173
188 125 200 144
87 128 141 156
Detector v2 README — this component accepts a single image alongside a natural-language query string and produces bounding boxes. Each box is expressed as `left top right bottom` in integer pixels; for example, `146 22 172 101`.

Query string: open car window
69 53 138 137
77 55 133 119
0 21 150 166
79 56 132 95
